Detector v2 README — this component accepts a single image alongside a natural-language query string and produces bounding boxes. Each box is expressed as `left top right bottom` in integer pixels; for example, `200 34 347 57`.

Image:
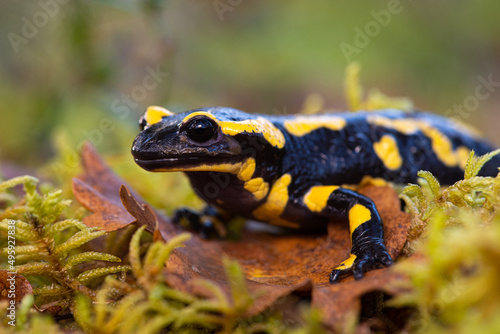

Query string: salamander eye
185 117 218 142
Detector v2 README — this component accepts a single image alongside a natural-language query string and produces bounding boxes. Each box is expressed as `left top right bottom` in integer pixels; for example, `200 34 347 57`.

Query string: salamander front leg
302 186 393 283
329 189 393 282
172 205 230 239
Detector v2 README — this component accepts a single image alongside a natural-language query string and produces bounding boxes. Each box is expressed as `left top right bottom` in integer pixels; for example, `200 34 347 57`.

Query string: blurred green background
1 0 500 193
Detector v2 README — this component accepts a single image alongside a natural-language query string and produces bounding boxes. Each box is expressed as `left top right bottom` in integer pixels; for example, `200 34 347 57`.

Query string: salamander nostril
131 135 159 160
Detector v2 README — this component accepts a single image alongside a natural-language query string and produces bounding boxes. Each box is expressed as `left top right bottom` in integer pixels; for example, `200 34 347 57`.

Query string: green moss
392 150 500 333
344 62 414 112
0 176 130 310
0 177 321 333
400 149 500 253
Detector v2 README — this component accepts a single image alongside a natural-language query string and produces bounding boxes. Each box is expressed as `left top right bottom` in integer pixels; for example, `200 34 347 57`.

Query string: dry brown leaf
73 143 412 328
312 268 411 332
119 185 161 237
72 143 136 232
0 270 32 303
216 185 410 287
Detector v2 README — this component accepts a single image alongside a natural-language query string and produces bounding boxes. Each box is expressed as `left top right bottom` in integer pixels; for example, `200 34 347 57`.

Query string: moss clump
400 149 500 253
0 176 130 313
392 150 500 333
0 177 322 333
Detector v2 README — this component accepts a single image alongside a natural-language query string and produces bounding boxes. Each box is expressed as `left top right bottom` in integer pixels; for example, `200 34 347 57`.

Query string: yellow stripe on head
181 111 218 124
145 106 174 126
220 117 285 149
182 112 285 149
150 162 243 174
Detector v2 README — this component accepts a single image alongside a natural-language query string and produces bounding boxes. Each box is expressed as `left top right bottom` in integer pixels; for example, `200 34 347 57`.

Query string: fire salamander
131 106 500 283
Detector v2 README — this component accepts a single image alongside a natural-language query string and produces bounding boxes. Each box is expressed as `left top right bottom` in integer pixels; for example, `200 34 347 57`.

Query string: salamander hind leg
302 186 393 283
172 205 231 239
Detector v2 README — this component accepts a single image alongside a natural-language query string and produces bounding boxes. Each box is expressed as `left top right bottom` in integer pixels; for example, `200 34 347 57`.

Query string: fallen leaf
312 268 412 332
119 185 162 237
72 143 136 232
217 185 410 287
0 270 33 304
73 143 413 328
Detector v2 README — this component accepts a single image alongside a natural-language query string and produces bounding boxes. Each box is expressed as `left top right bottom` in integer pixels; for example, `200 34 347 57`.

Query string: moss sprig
0 176 130 311
344 62 413 112
72 226 302 334
400 150 500 252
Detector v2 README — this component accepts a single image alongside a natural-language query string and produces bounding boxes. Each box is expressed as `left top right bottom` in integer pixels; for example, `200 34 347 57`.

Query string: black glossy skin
132 107 499 282
278 111 498 185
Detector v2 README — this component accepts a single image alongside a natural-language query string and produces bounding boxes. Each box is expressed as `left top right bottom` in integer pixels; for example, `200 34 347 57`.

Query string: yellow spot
348 204 372 233
456 146 471 170
357 176 388 187
252 174 293 226
182 112 285 149
152 155 270 201
237 158 256 181
303 185 339 212
335 253 357 270
144 106 174 125
220 117 285 149
368 116 469 168
284 115 346 136
418 123 457 167
373 135 403 170
244 178 269 201
236 158 271 201
367 116 421 135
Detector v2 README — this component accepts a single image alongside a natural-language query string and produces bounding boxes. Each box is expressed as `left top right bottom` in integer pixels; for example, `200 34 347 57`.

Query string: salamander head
131 106 285 173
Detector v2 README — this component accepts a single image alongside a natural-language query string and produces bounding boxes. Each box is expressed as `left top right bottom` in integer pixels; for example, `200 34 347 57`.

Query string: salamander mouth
134 155 240 172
